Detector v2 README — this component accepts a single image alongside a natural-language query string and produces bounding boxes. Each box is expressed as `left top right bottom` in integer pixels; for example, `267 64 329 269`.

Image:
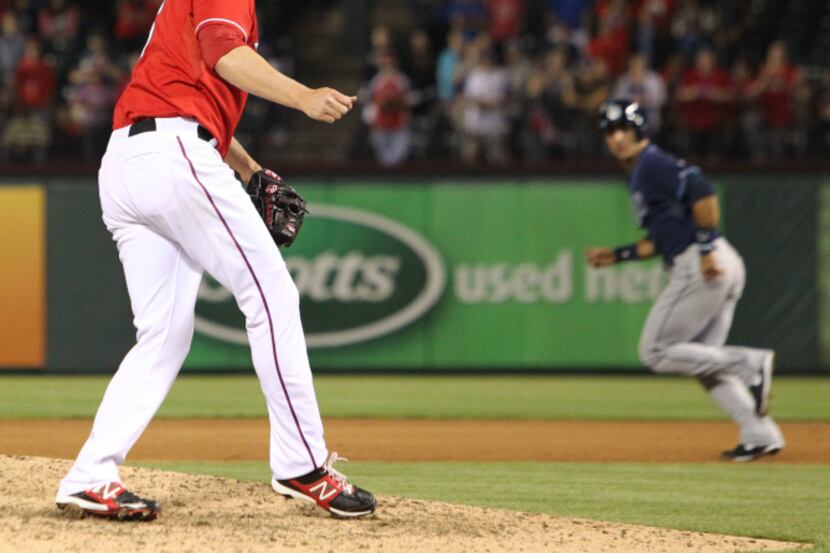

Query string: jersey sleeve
197 24 247 69
193 0 253 43
678 166 716 204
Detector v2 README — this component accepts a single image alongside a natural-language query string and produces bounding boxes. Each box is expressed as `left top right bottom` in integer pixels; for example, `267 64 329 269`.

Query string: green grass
1 374 828 420
137 460 829 552
4 375 827 550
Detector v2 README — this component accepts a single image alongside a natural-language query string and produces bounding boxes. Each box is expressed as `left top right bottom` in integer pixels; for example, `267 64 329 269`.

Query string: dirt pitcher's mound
0 456 807 553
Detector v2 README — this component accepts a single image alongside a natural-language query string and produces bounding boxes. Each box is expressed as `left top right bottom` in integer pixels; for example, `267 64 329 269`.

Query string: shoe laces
322 452 354 494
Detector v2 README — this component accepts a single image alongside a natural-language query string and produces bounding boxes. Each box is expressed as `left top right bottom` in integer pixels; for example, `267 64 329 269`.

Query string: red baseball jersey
113 0 258 157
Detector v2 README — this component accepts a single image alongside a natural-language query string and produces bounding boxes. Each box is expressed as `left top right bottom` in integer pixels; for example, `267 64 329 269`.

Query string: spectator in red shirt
587 0 630 77
749 40 804 160
487 0 525 44
364 50 412 166
2 36 52 160
14 36 54 109
675 47 732 159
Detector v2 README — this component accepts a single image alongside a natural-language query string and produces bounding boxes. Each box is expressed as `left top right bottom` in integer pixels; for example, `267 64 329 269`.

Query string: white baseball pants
58 118 327 497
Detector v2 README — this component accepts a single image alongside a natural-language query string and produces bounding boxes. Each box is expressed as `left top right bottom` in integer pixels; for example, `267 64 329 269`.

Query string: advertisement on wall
184 181 662 370
0 185 46 369
9 176 819 372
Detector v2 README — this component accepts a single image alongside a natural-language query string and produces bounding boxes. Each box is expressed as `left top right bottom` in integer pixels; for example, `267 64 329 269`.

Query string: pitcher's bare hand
302 88 357 123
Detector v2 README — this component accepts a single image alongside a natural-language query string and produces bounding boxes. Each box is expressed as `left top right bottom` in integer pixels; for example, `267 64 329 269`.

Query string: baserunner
585 99 784 462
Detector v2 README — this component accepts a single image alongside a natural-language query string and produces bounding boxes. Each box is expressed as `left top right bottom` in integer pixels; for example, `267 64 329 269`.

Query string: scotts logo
194 204 446 348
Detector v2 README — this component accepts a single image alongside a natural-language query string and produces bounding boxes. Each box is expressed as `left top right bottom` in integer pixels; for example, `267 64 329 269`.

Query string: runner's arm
585 238 657 267
691 195 719 229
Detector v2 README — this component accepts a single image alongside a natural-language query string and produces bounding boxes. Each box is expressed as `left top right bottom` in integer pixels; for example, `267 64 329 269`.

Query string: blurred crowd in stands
359 0 830 166
0 0 153 161
0 0 297 163
1 0 829 167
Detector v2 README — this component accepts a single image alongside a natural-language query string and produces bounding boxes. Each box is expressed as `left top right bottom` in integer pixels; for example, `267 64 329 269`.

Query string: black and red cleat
56 482 160 521
272 453 377 518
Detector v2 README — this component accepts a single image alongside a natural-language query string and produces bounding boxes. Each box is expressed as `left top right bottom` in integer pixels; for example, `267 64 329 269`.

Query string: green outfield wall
0 176 822 373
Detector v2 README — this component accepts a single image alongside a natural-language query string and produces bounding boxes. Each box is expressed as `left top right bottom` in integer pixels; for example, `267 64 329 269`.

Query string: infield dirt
0 455 810 553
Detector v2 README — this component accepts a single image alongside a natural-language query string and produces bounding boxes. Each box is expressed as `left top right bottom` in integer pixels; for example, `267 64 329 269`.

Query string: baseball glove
246 169 308 248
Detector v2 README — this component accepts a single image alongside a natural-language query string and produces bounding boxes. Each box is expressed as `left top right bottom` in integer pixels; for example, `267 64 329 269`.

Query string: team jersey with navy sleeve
627 144 717 264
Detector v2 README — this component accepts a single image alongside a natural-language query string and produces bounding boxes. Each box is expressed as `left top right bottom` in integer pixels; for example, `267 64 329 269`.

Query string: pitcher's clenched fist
302 88 357 123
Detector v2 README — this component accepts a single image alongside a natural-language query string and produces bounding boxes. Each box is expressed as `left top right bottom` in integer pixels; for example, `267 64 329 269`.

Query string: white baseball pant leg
58 120 327 498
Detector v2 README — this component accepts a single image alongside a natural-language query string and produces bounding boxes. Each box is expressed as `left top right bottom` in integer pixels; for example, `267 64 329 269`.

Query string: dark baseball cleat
721 444 782 463
272 452 377 518
750 352 775 416
56 483 160 521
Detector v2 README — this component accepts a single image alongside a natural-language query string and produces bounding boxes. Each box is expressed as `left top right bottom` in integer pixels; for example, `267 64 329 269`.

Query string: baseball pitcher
586 99 785 462
55 0 376 519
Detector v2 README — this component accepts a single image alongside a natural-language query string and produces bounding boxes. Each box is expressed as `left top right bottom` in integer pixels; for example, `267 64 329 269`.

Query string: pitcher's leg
248 266 327 478
58 227 202 496
168 137 327 478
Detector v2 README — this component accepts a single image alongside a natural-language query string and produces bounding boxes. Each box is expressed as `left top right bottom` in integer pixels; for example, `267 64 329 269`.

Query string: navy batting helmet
598 99 648 138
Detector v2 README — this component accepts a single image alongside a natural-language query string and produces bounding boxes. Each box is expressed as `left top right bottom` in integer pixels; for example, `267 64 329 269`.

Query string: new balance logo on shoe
309 481 339 501
99 483 123 501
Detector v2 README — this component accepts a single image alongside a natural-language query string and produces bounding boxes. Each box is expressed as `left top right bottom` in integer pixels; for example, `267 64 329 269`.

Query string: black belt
128 118 215 142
